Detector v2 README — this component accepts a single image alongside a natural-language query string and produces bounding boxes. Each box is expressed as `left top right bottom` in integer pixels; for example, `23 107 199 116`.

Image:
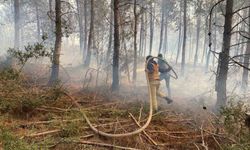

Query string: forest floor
0 62 247 150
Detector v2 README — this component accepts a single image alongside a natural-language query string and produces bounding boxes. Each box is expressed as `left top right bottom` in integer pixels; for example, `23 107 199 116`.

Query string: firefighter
158 53 172 97
146 55 173 111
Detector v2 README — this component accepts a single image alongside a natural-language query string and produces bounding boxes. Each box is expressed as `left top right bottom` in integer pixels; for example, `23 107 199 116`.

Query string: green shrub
0 126 38 150
0 67 20 80
44 83 66 101
221 101 250 150
59 122 81 138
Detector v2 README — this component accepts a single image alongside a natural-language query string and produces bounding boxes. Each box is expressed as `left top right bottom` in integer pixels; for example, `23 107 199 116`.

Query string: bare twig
80 134 94 139
212 135 223 150
25 129 61 138
200 122 209 150
193 143 201 150
22 118 83 126
138 105 143 123
129 113 157 146
76 140 141 150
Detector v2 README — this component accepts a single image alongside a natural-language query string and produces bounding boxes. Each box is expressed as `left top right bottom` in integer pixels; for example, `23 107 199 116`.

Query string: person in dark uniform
158 54 172 97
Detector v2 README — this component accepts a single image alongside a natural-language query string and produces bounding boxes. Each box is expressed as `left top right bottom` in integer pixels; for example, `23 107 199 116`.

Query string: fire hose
65 57 177 137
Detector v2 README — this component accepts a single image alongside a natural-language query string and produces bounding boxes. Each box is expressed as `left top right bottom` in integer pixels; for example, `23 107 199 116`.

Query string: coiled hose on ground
65 57 177 137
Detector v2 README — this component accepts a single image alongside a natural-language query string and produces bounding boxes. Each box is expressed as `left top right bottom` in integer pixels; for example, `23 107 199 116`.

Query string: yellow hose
64 61 153 137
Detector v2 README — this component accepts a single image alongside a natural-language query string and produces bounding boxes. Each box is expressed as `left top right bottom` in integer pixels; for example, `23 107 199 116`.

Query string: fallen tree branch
22 118 83 126
63 89 154 138
129 113 157 146
24 129 61 138
76 140 141 150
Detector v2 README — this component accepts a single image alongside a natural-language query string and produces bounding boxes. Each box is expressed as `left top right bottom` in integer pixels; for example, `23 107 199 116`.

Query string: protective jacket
146 61 160 81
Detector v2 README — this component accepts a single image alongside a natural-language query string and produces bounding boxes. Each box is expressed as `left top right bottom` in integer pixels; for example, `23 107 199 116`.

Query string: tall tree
205 2 215 72
158 0 165 54
83 0 88 62
14 0 20 49
106 0 114 65
149 2 154 55
48 0 62 85
139 11 144 57
241 7 250 91
239 10 248 64
201 18 208 64
76 0 84 57
143 12 148 57
193 0 202 67
112 0 120 91
163 12 168 56
215 0 233 110
84 0 94 67
181 0 187 75
176 0 182 64
133 0 138 82
35 1 41 42
48 0 54 42
212 8 218 67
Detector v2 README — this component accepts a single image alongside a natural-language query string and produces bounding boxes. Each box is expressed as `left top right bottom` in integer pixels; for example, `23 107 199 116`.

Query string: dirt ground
0 61 242 150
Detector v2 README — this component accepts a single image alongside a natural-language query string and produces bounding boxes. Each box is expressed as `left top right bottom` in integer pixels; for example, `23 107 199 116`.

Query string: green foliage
7 39 52 68
0 67 20 80
0 91 44 115
59 122 81 138
220 101 250 150
0 69 66 115
0 126 38 150
0 86 65 115
45 83 66 101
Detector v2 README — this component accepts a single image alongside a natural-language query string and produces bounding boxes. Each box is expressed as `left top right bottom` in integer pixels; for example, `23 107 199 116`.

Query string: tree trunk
76 0 84 55
189 25 193 62
212 9 218 67
48 0 62 85
181 0 187 75
201 19 208 64
143 12 147 57
149 2 154 55
139 13 144 57
48 0 54 42
106 0 114 65
121 27 131 83
176 19 182 64
176 0 182 64
215 0 233 110
133 0 138 82
35 3 41 42
205 44 211 72
163 18 168 56
158 0 165 54
241 7 250 91
194 13 201 67
112 0 120 91
14 0 20 49
83 0 88 63
239 10 248 64
84 0 94 67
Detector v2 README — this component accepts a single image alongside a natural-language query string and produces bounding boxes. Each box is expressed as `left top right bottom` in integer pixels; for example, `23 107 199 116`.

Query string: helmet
146 55 153 61
158 53 163 58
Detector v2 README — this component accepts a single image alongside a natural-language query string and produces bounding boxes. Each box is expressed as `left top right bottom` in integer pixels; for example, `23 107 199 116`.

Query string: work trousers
149 80 166 111
160 73 171 97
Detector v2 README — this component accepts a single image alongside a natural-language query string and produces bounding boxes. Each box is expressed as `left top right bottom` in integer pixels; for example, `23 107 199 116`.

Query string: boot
165 96 173 104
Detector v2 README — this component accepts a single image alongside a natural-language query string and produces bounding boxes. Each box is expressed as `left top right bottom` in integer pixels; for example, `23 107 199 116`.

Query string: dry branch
76 140 141 150
22 118 84 126
25 129 61 138
129 113 157 146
